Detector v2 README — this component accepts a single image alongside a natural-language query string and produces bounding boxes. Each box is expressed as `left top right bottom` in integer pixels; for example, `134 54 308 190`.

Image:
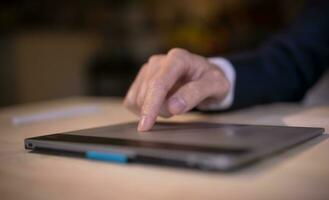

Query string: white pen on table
12 105 102 125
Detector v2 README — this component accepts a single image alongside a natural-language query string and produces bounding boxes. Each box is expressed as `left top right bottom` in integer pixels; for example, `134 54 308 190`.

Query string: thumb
167 78 214 115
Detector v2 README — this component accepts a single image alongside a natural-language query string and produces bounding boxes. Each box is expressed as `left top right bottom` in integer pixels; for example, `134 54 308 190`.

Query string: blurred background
0 0 306 107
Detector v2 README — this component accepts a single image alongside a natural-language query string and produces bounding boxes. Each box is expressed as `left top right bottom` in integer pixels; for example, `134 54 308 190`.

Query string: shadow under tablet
25 122 324 171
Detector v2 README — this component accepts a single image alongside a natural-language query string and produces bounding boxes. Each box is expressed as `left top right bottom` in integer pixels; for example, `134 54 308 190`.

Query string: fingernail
169 97 186 115
138 115 149 132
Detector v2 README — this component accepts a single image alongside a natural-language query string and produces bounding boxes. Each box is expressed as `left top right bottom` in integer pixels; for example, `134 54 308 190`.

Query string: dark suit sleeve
226 1 329 110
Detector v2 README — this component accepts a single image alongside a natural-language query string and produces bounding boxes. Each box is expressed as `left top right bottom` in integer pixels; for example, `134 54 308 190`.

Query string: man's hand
124 48 230 131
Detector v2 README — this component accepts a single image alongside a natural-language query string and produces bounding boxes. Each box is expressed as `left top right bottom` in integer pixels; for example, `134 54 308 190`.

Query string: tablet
25 122 324 171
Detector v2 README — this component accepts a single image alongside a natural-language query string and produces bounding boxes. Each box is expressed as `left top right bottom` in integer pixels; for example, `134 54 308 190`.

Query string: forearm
210 0 329 110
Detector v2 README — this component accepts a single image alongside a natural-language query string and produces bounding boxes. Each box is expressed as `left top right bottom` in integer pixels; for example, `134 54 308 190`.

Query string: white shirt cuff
199 57 236 110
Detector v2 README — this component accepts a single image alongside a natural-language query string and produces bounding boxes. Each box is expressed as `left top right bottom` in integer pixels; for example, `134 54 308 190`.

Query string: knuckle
166 48 189 70
148 54 162 64
167 48 187 59
211 68 224 80
136 97 143 108
136 90 146 108
124 97 136 110
210 69 230 95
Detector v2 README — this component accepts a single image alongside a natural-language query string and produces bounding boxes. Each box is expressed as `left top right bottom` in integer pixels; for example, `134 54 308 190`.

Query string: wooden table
1 97 328 200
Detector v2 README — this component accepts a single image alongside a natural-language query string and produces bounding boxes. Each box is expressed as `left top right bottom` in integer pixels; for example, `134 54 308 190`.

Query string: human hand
124 48 230 131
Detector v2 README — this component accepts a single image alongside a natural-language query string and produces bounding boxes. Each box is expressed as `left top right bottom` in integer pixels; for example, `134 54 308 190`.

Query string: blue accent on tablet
86 151 128 164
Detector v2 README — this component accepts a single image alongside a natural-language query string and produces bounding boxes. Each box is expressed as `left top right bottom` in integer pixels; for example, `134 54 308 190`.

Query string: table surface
1 97 328 200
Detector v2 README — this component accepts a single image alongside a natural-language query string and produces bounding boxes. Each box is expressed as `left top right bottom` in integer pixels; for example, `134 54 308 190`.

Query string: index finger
138 49 189 131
